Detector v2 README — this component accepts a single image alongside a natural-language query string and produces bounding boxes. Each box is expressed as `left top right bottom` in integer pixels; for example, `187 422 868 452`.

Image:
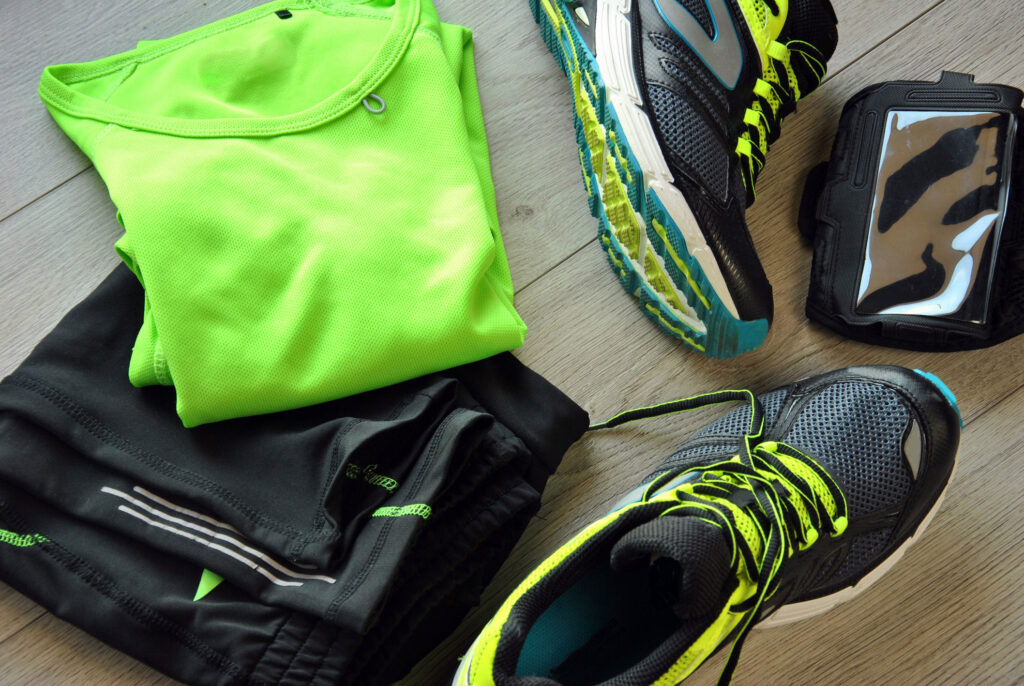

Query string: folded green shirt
40 0 526 426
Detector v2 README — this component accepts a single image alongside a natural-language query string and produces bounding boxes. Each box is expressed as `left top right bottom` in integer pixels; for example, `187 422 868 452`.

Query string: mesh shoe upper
632 0 838 322
646 366 958 605
459 366 959 686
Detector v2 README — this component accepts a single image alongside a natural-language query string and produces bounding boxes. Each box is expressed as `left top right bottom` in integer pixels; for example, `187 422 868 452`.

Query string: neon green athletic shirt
39 0 526 427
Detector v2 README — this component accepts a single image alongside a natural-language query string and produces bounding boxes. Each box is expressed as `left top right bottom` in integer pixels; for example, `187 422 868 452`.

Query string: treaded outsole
530 0 768 357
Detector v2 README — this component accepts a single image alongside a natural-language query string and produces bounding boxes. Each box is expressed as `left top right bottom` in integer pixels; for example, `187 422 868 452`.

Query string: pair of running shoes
453 1 963 685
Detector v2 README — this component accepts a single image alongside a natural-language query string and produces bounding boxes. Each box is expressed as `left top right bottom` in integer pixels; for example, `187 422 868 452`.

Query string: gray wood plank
0 0 261 219
0 170 122 379
0 584 44 644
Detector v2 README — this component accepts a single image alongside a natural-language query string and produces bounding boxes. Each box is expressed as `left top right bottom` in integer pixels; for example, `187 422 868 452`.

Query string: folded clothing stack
0 1 589 683
0 267 586 685
39 0 527 427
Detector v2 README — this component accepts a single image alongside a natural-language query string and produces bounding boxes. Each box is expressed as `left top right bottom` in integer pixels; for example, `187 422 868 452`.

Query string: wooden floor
2 0 1023 683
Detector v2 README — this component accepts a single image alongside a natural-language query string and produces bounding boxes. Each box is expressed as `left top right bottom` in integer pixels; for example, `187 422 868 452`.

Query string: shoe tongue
784 0 839 96
609 516 732 620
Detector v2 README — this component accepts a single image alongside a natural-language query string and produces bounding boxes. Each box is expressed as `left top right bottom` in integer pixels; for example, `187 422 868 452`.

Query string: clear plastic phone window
856 109 1016 323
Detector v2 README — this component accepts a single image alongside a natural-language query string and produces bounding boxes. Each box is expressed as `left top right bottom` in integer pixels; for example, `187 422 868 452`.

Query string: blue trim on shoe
914 369 962 428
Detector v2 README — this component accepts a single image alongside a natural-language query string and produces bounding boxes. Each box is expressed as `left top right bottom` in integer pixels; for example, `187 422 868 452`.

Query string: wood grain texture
0 584 45 644
0 0 259 220
3 0 1024 684
0 171 122 378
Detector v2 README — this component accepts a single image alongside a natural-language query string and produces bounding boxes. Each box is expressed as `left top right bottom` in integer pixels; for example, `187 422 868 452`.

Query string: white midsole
594 0 740 320
759 448 960 628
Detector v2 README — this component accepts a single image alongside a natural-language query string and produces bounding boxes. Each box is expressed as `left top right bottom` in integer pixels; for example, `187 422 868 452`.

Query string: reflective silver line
103 487 335 583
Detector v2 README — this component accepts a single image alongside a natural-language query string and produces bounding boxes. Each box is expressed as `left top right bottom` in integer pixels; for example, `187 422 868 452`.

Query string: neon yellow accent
468 496 652 686
40 0 527 427
0 528 46 548
602 161 643 261
548 0 606 186
608 131 634 185
452 634 482 686
643 247 699 330
579 149 593 196
648 443 847 684
584 69 600 105
789 39 825 83
736 138 754 157
371 503 432 519
649 217 710 309
193 568 224 601
345 464 399 493
644 304 705 351
476 382 848 684
735 0 788 57
732 0 821 181
652 584 751 684
363 466 399 493
601 234 628 278
767 40 790 61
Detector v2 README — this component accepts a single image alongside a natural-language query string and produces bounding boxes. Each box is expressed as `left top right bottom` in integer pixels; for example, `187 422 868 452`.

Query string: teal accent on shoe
642 190 769 357
529 0 768 358
914 370 962 428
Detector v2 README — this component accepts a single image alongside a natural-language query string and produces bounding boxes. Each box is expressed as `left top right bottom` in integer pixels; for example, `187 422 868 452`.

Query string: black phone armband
801 71 1024 351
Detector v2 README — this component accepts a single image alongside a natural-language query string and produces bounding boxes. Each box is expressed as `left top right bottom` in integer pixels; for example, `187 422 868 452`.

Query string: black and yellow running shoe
452 366 960 685
530 0 837 356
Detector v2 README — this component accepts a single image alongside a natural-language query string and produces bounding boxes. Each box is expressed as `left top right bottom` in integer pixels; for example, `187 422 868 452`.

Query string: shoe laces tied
589 389 849 685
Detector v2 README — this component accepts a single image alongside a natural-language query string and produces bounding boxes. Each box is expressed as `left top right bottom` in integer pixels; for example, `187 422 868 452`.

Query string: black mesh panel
647 84 731 201
834 528 894 582
782 382 913 518
677 0 715 37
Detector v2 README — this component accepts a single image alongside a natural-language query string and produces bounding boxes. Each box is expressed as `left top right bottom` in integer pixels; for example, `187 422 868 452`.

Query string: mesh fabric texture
647 33 731 112
677 0 715 36
650 383 912 520
39 0 526 426
647 85 731 202
782 382 912 518
832 527 894 582
786 0 838 60
782 0 839 94
646 377 915 607
697 388 787 437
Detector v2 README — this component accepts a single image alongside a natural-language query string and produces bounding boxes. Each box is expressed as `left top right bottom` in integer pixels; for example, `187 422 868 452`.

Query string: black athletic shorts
0 266 588 685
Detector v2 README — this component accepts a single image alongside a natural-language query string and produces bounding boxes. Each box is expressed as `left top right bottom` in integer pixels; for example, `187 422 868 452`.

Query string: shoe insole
515 564 678 684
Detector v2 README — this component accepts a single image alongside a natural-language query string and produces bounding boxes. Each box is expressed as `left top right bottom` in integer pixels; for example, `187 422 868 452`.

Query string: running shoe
452 366 960 685
530 0 838 356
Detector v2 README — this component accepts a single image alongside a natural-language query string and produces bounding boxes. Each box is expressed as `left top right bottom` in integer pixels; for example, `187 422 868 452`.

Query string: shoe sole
529 0 769 357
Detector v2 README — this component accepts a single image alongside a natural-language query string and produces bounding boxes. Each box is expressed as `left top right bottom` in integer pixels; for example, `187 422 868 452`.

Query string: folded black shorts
0 266 588 685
